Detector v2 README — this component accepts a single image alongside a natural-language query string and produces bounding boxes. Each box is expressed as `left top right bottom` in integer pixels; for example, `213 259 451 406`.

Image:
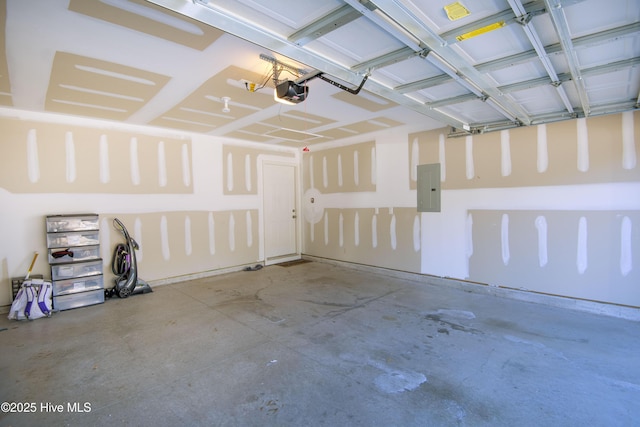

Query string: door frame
258 156 301 265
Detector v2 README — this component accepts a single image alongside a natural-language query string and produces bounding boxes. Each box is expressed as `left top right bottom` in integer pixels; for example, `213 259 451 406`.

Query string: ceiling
1 0 639 146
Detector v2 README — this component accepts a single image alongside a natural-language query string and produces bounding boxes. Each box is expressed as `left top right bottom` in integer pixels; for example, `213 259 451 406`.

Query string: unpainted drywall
68 0 223 51
468 210 639 304
305 207 421 273
223 145 294 195
0 110 295 308
0 117 193 194
304 111 640 306
101 210 259 285
409 112 640 189
303 140 376 193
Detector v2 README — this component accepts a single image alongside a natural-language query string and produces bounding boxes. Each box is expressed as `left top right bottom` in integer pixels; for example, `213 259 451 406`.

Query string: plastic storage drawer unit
46 230 100 249
51 259 102 281
46 215 100 232
52 275 104 296
48 245 101 264
46 213 104 311
53 289 105 311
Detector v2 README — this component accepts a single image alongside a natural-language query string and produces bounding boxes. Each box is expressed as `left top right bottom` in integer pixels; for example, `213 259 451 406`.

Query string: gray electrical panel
417 163 441 212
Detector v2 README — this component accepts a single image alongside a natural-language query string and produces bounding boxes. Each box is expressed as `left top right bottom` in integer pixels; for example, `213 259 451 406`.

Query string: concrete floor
1 260 639 427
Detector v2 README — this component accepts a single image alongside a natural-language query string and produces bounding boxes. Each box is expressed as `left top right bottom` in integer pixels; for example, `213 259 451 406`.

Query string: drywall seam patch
354 211 360 246
411 138 419 182
246 210 253 248
226 152 234 192
465 135 474 180
65 131 76 183
184 215 192 256
622 111 637 170
501 130 511 177
577 118 589 172
390 214 397 250
134 217 143 261
130 137 140 186
324 211 329 246
27 129 40 183
413 215 420 252
353 150 360 187
465 213 473 278
537 124 548 173
245 154 252 191
620 216 632 276
208 212 216 255
160 215 170 260
322 156 328 188
439 133 446 181
577 216 588 274
99 134 110 184
372 213 378 248
501 213 510 266
181 143 191 187
158 141 167 187
535 215 548 267
229 212 236 251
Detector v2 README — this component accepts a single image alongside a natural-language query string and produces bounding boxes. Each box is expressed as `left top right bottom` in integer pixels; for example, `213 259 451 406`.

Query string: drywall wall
302 111 640 307
0 109 296 308
2 107 638 309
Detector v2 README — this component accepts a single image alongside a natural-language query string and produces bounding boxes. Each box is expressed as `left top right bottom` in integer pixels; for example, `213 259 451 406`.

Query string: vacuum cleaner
107 218 152 298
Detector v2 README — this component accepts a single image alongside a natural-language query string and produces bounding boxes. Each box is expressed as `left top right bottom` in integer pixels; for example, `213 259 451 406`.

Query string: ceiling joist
146 0 639 136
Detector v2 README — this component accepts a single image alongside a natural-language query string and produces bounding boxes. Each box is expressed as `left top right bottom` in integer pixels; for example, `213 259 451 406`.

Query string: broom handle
25 252 38 280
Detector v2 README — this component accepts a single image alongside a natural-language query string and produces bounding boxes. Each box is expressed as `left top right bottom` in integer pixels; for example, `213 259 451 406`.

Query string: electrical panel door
417 163 441 212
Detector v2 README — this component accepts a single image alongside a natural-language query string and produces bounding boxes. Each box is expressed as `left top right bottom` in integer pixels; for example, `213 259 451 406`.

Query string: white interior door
263 162 298 262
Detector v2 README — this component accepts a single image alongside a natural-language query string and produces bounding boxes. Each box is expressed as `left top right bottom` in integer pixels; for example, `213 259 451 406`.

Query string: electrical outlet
241 80 257 92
